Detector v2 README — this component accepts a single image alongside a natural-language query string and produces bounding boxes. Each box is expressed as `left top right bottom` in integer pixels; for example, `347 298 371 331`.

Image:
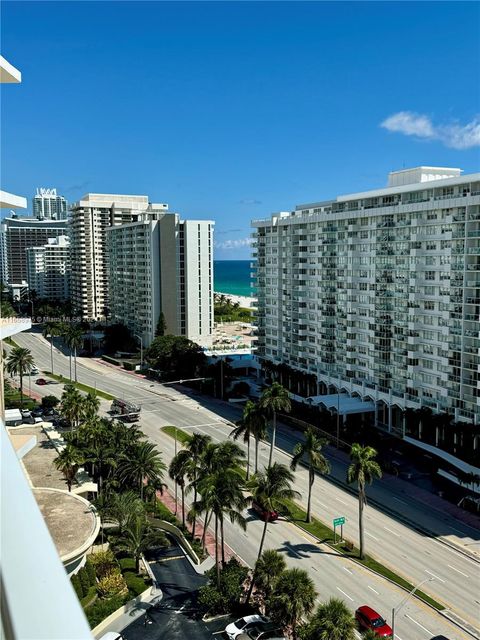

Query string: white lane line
343 566 353 575
425 569 445 583
384 526 401 537
367 585 379 595
447 564 469 578
404 614 433 636
335 497 347 505
393 497 407 505
336 587 354 602
317 501 329 509
366 532 379 541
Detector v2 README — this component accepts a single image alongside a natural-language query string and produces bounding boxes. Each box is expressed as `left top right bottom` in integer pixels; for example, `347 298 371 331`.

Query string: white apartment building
69 193 168 320
32 187 68 220
107 216 214 347
26 235 70 301
252 167 480 427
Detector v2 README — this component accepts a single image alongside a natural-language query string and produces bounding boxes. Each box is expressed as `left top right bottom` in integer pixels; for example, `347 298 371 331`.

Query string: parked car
246 622 285 640
430 637 450 640
355 606 392 637
29 367 40 375
36 378 48 385
31 407 44 417
98 633 125 640
21 409 32 419
23 415 43 425
225 615 270 639
251 500 279 522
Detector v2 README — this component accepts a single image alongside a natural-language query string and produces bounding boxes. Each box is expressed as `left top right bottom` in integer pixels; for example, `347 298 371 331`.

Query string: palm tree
254 549 286 606
117 514 168 573
6 346 34 408
169 449 191 528
42 321 60 375
231 400 267 479
291 428 331 523
61 384 84 430
186 432 211 539
260 382 291 467
119 441 166 501
347 443 382 559
268 568 317 640
54 445 84 492
103 490 145 536
246 463 300 601
301 597 356 640
64 325 84 382
83 391 100 421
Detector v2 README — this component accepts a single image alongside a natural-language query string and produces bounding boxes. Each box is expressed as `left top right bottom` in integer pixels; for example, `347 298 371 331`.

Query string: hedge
124 571 150 597
85 594 129 628
101 355 121 366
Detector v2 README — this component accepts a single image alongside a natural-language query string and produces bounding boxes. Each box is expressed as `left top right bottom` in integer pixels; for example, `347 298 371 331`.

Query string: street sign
333 517 346 527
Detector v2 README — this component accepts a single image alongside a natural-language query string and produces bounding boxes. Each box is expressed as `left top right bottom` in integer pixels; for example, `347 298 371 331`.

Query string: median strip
160 424 445 612
43 372 115 401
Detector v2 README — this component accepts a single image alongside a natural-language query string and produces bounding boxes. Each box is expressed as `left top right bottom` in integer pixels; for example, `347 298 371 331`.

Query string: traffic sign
333 517 346 527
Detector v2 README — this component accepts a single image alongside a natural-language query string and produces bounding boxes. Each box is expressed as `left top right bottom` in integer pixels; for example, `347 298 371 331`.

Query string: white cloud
381 111 480 149
215 237 253 250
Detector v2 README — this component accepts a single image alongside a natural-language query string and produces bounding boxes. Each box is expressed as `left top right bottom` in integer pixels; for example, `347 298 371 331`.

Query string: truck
110 398 141 422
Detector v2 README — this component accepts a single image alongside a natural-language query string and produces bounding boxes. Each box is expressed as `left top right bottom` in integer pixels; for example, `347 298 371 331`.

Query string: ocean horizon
214 260 255 297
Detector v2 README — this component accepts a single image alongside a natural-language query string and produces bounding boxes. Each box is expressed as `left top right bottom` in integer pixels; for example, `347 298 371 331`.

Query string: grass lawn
161 425 192 445
4 382 38 410
44 372 114 400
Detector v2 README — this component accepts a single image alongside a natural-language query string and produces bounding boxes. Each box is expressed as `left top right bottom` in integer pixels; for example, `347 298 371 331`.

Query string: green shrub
200 559 249 615
86 559 96 585
198 584 228 614
122 361 136 371
79 567 90 595
89 549 117 579
85 594 127 628
155 501 178 524
124 571 150 597
118 557 136 572
71 574 84 599
97 569 127 598
41 395 60 409
101 355 121 366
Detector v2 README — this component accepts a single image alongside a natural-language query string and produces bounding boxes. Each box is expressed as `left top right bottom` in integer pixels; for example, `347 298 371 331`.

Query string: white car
225 615 270 640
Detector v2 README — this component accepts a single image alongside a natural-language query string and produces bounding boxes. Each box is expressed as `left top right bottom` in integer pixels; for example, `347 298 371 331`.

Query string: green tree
102 491 145 535
5 346 34 408
185 432 212 539
117 514 168 572
268 568 317 640
42 321 60 375
155 312 167 337
54 445 84 491
300 597 356 640
291 428 330 523
260 382 291 468
64 324 84 382
253 549 286 606
169 449 191 528
246 463 300 601
347 443 382 559
103 322 137 354
119 441 166 501
231 400 266 479
144 335 206 381
41 395 60 409
83 391 100 421
61 384 84 430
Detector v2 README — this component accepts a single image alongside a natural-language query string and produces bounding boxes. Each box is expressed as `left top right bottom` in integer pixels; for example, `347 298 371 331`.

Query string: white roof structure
306 393 376 416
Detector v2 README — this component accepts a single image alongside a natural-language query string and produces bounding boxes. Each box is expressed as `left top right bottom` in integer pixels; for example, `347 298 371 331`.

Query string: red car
251 501 278 522
35 378 48 386
355 606 392 637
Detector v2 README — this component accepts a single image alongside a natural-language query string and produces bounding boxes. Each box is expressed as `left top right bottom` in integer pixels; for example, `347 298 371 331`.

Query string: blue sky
2 1 479 259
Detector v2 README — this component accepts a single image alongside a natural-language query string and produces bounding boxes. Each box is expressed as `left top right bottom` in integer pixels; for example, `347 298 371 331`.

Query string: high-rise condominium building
26 235 70 301
69 193 168 319
32 188 68 220
0 217 68 285
252 167 480 427
107 216 213 347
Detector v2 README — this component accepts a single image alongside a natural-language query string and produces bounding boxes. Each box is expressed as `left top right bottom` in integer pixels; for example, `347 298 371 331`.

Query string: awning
305 393 376 416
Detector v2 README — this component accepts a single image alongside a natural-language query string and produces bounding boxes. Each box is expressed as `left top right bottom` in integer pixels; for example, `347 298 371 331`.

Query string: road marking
174 604 186 613
336 587 354 602
343 566 353 575
317 501 329 509
447 564 469 578
367 585 379 595
404 614 433 636
335 497 347 505
383 526 401 537
425 569 445 583
157 555 184 563
366 532 379 541
393 497 407 505
447 524 466 535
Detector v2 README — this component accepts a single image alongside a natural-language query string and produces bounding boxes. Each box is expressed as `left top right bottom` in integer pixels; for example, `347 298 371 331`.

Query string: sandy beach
215 291 257 310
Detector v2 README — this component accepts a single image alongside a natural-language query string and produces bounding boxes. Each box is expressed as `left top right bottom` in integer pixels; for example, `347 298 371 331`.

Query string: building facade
32 188 68 220
0 217 68 285
107 215 213 347
26 235 70 301
69 193 168 320
252 167 480 427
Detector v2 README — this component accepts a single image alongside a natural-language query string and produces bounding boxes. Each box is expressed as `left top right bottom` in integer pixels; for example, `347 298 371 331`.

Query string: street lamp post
134 334 143 370
391 577 434 639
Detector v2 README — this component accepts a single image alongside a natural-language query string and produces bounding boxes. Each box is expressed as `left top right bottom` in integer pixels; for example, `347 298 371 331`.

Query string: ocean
214 260 255 296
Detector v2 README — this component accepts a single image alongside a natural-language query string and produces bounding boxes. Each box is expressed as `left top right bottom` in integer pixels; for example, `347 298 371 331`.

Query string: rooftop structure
32 187 68 220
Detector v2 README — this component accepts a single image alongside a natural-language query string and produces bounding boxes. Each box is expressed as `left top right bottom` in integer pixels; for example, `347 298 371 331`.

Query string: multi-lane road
10 330 480 639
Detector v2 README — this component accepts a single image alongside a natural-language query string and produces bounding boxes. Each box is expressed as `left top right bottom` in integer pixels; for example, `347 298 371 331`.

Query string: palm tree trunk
268 412 276 467
307 467 314 524
215 514 220 588
359 487 365 559
246 519 269 602
255 436 259 473
50 336 54 374
140 478 144 501
181 484 185 528
19 372 24 408
74 347 78 382
201 510 211 549
69 351 72 381
220 518 225 565
246 435 251 480
192 482 198 539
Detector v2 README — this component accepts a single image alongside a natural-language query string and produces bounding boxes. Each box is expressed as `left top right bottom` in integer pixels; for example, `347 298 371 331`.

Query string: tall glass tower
32 188 68 220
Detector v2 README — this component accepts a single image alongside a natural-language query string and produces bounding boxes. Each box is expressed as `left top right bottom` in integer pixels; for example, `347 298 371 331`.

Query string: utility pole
391 577 434 639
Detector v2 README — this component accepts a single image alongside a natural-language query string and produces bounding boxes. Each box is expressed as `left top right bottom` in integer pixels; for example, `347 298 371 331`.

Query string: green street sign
333 517 346 527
